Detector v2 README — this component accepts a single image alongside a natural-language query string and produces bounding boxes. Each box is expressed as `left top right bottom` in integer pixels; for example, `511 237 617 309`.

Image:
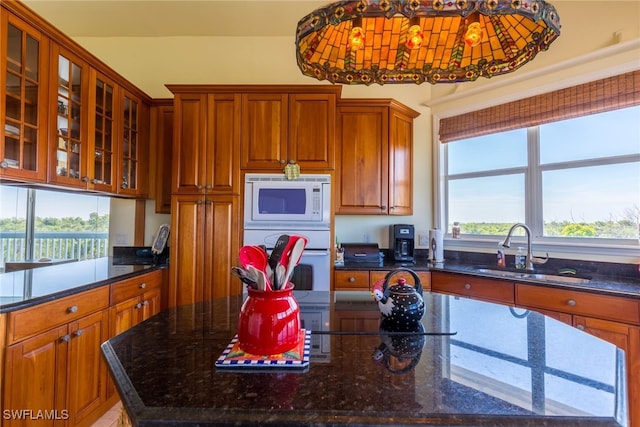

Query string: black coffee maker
390 224 415 263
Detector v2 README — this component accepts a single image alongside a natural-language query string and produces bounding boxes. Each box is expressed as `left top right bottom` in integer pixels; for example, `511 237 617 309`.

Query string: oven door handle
300 249 330 256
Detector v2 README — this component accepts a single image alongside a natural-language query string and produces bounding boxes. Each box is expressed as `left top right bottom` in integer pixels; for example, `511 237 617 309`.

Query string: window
443 105 640 244
0 186 110 271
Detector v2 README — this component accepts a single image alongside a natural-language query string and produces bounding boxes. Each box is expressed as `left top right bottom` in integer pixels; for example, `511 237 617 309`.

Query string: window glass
444 105 640 242
0 186 110 271
447 129 527 175
542 163 640 238
448 175 525 235
540 106 640 164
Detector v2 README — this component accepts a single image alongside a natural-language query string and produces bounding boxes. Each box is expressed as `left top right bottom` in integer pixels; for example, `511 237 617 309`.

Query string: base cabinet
169 195 240 306
515 282 640 427
3 308 110 427
334 269 430 292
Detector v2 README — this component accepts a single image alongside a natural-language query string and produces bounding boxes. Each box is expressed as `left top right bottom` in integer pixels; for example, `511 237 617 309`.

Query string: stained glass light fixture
295 0 561 85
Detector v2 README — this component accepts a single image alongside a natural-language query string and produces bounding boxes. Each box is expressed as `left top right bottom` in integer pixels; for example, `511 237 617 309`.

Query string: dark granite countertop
102 291 628 426
0 257 165 312
336 250 640 299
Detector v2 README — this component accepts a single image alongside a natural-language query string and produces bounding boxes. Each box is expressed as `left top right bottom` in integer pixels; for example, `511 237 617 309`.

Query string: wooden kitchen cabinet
117 89 149 197
431 271 515 306
240 89 339 171
110 269 163 335
515 282 640 426
334 269 430 292
0 11 49 182
48 43 90 189
336 99 419 215
169 194 240 306
149 99 173 213
169 91 241 194
3 286 111 427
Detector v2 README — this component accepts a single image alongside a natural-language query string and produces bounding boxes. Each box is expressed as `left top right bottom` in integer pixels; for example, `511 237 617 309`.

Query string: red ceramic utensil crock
237 284 300 355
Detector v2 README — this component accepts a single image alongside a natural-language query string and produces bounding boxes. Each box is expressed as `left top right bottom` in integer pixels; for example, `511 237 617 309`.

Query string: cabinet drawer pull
464 284 471 290
74 330 83 337
567 299 576 307
60 335 71 343
348 277 356 283
67 305 78 314
139 283 146 289
576 324 585 331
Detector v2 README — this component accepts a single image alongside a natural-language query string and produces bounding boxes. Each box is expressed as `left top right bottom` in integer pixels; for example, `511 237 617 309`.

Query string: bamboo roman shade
439 70 640 143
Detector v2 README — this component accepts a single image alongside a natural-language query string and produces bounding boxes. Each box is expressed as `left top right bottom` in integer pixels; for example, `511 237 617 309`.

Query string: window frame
434 113 640 262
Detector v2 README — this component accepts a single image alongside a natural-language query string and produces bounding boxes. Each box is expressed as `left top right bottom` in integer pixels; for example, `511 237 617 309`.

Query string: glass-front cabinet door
49 45 88 188
0 13 49 182
118 91 147 196
88 69 117 192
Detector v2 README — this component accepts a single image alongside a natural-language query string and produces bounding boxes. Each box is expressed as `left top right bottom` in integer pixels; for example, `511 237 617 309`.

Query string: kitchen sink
474 268 591 284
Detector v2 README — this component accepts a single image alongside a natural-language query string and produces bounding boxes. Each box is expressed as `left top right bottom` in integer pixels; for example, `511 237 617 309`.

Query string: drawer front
431 272 514 305
8 286 110 344
516 283 640 325
111 270 162 305
334 271 370 290
370 270 431 291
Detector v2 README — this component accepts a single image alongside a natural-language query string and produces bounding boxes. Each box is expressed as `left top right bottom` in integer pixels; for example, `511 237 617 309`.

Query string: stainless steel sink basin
475 268 590 284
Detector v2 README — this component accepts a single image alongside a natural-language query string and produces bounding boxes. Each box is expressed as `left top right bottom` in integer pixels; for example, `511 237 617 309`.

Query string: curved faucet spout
499 223 548 270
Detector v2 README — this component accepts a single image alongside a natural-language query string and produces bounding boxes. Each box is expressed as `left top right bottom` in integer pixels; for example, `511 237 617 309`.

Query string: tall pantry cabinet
167 89 241 306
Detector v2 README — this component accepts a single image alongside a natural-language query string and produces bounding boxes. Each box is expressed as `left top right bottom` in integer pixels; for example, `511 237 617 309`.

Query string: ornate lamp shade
295 0 561 85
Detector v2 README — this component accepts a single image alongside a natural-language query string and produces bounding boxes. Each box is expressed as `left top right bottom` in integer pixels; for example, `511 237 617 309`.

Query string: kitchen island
102 290 627 426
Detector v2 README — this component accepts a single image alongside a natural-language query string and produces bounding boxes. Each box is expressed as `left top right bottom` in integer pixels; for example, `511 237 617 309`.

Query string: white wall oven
243 173 331 291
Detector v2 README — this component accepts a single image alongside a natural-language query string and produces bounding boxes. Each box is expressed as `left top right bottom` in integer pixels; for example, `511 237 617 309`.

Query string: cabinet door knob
390 206 395 210
142 300 149 306
381 206 387 211
464 283 471 290
81 176 89 182
576 324 585 331
196 199 203 205
0 161 9 169
205 184 212 190
139 283 146 289
279 159 286 164
135 303 142 309
91 178 99 184
67 305 78 314
121 182 129 189
196 184 203 190
567 299 576 307
60 335 71 343
205 200 212 205
348 277 355 283
74 330 83 337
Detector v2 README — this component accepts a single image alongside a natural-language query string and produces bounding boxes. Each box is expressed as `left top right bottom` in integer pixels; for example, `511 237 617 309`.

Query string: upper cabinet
336 99 419 215
87 69 117 193
0 12 49 182
1 2 152 197
240 87 340 171
117 90 149 197
149 99 173 214
48 44 90 189
169 91 241 195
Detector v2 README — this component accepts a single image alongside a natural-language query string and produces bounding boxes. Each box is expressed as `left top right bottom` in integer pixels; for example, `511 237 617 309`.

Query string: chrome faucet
499 223 548 270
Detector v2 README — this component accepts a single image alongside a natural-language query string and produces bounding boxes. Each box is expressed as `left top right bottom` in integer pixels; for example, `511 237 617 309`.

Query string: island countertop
102 290 627 426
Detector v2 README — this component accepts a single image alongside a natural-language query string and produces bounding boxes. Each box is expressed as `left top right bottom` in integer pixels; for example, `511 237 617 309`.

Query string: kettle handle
382 268 423 294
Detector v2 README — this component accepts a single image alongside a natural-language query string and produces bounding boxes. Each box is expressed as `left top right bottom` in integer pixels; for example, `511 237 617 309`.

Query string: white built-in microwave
243 173 331 229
